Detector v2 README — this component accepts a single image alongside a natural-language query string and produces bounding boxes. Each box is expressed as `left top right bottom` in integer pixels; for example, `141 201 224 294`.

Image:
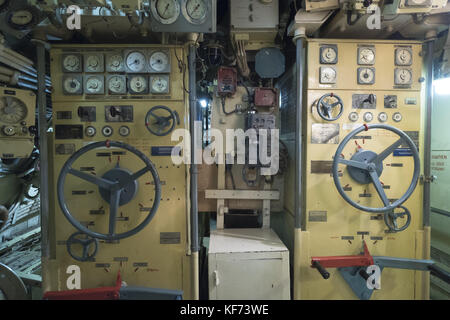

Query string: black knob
312 261 330 280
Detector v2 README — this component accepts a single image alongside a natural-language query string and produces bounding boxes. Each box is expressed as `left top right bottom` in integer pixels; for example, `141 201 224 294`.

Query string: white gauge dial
63 55 81 72
107 54 124 72
0 97 27 124
129 76 148 94
395 68 412 85
126 51 146 72
154 0 181 23
149 51 169 72
321 47 337 64
108 76 126 94
395 48 412 66
63 76 82 94
85 77 104 94
320 67 336 84
85 55 102 72
358 47 375 65
151 76 169 93
358 67 375 84
185 0 207 22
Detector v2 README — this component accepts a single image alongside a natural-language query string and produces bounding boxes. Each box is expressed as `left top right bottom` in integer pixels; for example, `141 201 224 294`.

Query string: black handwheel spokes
145 105 179 136
58 141 162 241
384 206 411 233
66 232 99 262
316 93 344 121
332 124 420 220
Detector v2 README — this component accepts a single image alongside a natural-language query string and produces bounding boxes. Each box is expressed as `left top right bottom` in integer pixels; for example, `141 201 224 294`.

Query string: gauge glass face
149 51 169 72
0 97 27 124
108 55 124 72
395 69 412 85
86 77 103 94
151 76 169 93
130 76 147 93
10 10 33 25
63 55 81 72
86 55 102 72
64 77 82 94
186 0 207 21
358 68 375 84
396 48 412 65
359 48 375 65
126 51 146 72
320 67 336 84
156 0 179 19
108 76 126 94
321 47 337 63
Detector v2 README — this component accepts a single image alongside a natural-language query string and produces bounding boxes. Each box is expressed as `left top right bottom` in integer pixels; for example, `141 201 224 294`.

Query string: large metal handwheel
57 141 161 241
316 93 344 121
145 105 179 136
332 124 420 214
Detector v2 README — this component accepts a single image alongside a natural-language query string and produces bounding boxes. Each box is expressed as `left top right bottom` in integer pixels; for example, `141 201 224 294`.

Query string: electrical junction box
111 0 143 12
217 67 237 96
254 88 278 108
230 0 279 29
208 228 290 300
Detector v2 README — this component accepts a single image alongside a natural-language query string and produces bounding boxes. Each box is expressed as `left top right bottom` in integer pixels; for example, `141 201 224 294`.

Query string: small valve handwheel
316 93 344 121
57 141 161 241
384 206 411 233
332 124 420 214
66 232 99 262
145 105 180 136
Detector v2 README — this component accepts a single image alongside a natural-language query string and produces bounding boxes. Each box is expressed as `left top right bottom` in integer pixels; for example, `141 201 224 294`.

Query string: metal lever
428 264 450 284
312 260 330 279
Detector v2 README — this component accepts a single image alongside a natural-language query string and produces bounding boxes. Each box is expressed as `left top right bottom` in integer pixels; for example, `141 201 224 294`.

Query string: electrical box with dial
125 50 147 73
395 47 413 66
357 67 375 85
358 47 375 65
63 75 83 95
394 68 413 86
107 75 127 95
106 52 125 72
84 75 104 95
62 54 82 73
319 45 338 64
150 75 170 94
128 75 148 94
319 66 336 84
84 53 104 73
149 50 171 73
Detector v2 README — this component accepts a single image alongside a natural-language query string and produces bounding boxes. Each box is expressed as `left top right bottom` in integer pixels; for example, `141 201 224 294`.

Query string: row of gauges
319 45 414 86
63 75 170 95
62 50 170 74
151 0 209 25
348 111 403 123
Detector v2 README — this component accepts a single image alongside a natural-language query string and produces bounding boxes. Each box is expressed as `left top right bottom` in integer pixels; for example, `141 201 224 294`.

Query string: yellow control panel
43 44 193 298
294 39 428 299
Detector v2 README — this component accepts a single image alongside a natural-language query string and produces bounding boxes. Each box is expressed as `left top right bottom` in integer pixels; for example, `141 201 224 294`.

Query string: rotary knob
3 126 15 136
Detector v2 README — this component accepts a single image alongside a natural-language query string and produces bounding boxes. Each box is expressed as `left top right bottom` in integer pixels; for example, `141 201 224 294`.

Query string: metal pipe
33 39 50 260
294 36 306 229
431 207 450 218
188 42 199 299
423 40 434 227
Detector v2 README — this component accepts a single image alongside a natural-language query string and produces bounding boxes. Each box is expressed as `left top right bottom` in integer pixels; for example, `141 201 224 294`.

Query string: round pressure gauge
85 77 104 95
358 47 375 65
320 46 337 64
395 68 412 85
85 55 102 72
129 76 148 94
378 112 388 123
0 97 27 124
320 67 336 84
126 51 146 72
363 112 373 122
149 51 169 72
107 54 124 72
348 112 359 122
183 0 207 24
63 77 82 94
395 48 412 66
152 0 181 24
108 76 126 94
358 67 375 85
63 55 81 72
151 76 169 93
